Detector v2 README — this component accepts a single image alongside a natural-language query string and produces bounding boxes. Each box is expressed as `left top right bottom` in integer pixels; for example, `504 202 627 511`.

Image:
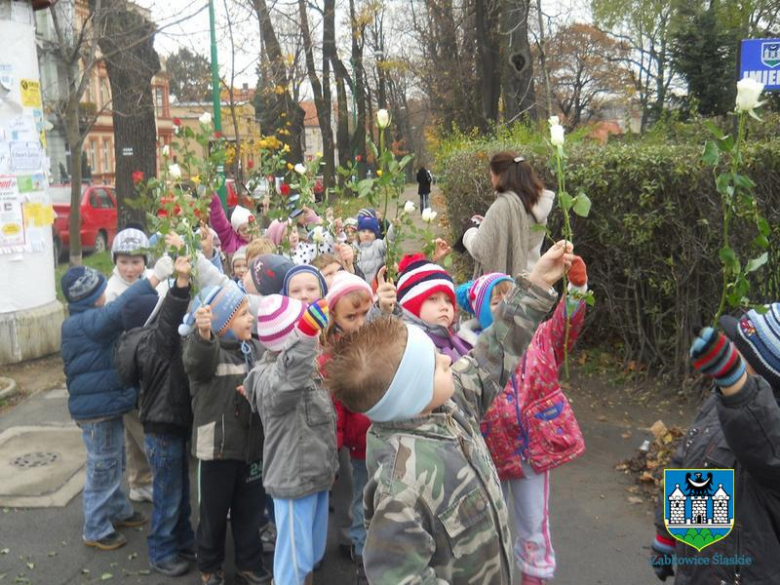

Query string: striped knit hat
456 272 514 330
283 264 328 298
178 281 247 339
720 303 780 389
326 271 373 311
396 253 455 318
256 295 306 351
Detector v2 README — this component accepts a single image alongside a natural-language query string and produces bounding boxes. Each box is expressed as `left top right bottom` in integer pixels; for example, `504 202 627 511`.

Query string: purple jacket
210 195 250 254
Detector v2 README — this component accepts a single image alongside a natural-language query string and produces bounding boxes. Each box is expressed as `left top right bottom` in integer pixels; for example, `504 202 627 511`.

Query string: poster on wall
0 175 25 252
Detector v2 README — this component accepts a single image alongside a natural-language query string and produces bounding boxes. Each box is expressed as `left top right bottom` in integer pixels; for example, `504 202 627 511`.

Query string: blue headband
365 324 436 422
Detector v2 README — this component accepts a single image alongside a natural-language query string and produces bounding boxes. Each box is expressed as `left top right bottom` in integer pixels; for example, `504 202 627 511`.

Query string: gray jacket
354 239 386 284
244 332 338 499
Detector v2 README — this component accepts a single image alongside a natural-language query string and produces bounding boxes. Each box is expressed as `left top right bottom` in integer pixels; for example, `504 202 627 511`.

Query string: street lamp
209 0 227 210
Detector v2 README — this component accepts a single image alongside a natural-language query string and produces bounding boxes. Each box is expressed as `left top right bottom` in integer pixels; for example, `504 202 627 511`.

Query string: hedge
437 137 780 380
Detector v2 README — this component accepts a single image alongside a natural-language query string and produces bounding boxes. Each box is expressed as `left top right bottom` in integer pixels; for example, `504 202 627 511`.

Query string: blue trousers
272 490 329 585
144 433 195 564
348 459 368 556
79 417 133 542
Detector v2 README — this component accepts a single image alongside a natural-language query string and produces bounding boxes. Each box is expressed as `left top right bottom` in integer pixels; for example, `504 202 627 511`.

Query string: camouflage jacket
363 275 557 584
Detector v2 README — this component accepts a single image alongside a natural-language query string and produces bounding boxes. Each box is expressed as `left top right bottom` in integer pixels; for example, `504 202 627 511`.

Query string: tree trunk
475 0 501 125
349 0 367 178
502 0 537 122
321 0 337 195
535 0 553 118
65 95 83 265
97 3 160 231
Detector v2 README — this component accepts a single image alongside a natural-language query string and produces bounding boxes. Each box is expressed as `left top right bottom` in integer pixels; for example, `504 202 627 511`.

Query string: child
353 215 387 284
457 261 588 585
396 253 471 362
232 247 249 282
343 218 358 245
312 247 363 287
244 237 276 266
181 281 271 585
60 256 173 550
115 256 196 577
650 311 780 585
198 226 224 274
210 194 257 254
323 241 572 584
243 254 295 297
282 264 328 305
244 296 338 585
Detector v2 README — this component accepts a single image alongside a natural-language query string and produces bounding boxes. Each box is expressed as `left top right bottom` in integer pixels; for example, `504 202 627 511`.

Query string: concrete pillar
0 0 63 365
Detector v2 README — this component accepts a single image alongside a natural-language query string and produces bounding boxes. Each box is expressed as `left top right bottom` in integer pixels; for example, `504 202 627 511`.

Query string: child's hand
432 238 452 263
334 217 343 233
152 255 175 286
568 255 587 287
196 305 213 340
326 207 335 223
690 327 746 391
199 224 214 259
335 243 355 269
164 232 185 253
375 266 397 314
236 385 247 399
529 240 574 289
298 299 330 337
174 255 192 287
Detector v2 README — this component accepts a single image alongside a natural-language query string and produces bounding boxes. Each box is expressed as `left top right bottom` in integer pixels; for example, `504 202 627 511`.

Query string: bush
436 134 780 380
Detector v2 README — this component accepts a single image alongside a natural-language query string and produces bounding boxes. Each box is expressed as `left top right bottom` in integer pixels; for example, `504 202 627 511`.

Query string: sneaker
83 531 127 551
113 510 147 528
150 556 190 577
129 485 153 503
260 523 276 554
235 568 272 585
178 546 197 562
201 572 224 585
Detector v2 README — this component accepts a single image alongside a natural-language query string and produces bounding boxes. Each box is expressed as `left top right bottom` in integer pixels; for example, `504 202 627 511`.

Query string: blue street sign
740 39 780 91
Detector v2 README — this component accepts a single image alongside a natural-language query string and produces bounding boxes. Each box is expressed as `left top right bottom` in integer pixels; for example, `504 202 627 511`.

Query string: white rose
735 77 764 113
311 226 325 243
550 123 565 147
421 208 437 223
404 201 415 213
168 164 182 179
377 109 391 129
294 163 306 175
162 144 170 157
548 115 560 127
199 111 212 125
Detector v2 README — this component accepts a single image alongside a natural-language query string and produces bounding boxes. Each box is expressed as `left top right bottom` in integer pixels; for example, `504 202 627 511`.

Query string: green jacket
363 275 557 584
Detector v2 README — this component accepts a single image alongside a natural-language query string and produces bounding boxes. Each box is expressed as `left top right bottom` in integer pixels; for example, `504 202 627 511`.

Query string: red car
51 184 118 260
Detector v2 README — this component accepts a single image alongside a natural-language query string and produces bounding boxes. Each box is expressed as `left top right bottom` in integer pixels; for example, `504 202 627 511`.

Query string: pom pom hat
256 295 306 351
283 264 328 298
178 281 247 338
721 303 780 389
456 272 514 330
326 271 373 311
230 206 254 232
396 253 456 318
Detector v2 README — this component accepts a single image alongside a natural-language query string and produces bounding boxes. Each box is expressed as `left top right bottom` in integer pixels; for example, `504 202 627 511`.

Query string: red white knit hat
326 271 373 311
396 253 455 318
256 295 305 351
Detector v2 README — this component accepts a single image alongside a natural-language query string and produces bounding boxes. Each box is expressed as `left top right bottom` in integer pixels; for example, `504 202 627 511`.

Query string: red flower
247 160 254 169
214 131 223 139
280 183 291 197
355 154 362 162
172 117 181 126
132 171 144 185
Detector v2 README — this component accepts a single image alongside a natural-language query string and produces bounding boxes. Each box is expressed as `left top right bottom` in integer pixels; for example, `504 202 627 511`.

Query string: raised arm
209 194 243 253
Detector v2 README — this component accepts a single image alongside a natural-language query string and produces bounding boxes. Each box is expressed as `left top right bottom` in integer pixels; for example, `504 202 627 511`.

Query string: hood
531 189 555 224
456 317 481 347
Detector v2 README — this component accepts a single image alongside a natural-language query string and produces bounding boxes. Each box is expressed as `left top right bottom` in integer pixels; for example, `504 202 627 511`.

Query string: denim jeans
79 417 133 542
348 458 368 556
144 433 195 564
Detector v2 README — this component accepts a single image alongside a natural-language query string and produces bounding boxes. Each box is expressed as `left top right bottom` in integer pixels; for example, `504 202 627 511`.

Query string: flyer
0 175 25 251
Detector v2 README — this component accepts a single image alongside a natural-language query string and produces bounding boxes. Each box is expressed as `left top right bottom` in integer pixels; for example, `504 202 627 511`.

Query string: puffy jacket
354 239 386 285
477 299 586 479
210 194 250 254
654 377 780 585
401 309 472 364
183 331 264 462
62 278 156 421
115 283 193 437
244 331 338 499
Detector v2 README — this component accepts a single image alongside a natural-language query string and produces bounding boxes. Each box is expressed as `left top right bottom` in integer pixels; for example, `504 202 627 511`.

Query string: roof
669 485 686 499
712 485 730 500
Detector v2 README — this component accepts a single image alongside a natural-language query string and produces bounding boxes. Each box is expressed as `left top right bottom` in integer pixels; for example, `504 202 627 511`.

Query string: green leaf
530 224 548 233
717 135 735 153
733 174 756 190
703 120 725 139
748 109 763 122
715 173 734 196
443 255 453 268
752 234 770 249
746 252 768 273
558 191 574 212
719 247 739 272
758 216 771 237
702 140 719 166
572 193 592 217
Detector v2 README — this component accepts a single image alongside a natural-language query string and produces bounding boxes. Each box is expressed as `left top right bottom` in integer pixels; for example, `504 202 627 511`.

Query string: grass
55 252 114 303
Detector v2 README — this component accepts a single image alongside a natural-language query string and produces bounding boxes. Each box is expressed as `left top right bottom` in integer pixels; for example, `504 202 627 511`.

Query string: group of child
61 187 595 585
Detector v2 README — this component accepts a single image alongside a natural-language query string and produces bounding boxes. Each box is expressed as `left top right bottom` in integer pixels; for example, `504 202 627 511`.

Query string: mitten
153 256 175 281
650 535 675 581
297 299 330 337
568 255 587 287
690 327 746 387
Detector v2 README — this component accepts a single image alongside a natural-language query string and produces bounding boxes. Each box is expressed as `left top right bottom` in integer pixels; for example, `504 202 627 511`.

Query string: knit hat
357 215 380 237
230 206 255 232
326 271 373 311
250 254 295 296
112 228 149 263
283 264 328 298
456 272 514 330
357 208 377 218
178 281 247 338
61 266 107 308
256 295 305 351
344 218 358 229
265 219 288 246
232 246 247 268
396 253 455 318
721 304 780 389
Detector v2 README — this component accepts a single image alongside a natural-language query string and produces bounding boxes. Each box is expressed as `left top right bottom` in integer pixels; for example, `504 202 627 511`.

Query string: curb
0 376 18 401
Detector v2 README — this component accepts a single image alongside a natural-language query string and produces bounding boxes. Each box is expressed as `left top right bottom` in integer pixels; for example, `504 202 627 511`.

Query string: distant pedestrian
416 165 432 212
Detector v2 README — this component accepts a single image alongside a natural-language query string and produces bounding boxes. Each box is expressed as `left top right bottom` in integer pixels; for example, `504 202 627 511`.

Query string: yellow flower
280 112 287 118
377 169 383 177
287 163 294 171
315 151 323 158
283 144 291 153
191 175 201 185
274 85 285 95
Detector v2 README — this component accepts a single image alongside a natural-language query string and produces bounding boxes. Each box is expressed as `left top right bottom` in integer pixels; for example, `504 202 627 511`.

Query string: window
89 140 97 173
100 78 110 109
154 87 164 116
94 188 114 209
102 139 111 174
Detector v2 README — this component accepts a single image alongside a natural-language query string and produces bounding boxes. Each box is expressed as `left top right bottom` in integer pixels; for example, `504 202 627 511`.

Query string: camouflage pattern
363 275 558 584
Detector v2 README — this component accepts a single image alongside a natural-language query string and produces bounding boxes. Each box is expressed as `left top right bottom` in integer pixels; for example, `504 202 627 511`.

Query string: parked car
51 184 118 260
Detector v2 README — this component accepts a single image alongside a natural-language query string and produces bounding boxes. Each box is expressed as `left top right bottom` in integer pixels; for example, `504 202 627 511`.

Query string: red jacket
318 352 371 460
479 299 586 479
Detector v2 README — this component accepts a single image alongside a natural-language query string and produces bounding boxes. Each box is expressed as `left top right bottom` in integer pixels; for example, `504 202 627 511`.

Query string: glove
153 255 175 281
568 255 587 287
297 299 330 337
690 327 745 387
650 535 675 581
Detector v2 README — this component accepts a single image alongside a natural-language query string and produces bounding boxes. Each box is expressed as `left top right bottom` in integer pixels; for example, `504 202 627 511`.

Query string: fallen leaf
100 573 113 581
47 552 57 557
622 431 632 439
138 570 151 575
127 553 138 561
640 472 656 483
24 564 32 571
80 569 89 575
615 463 628 471
626 486 640 494
0 549 8 555
628 496 644 505
650 420 668 439
598 415 607 422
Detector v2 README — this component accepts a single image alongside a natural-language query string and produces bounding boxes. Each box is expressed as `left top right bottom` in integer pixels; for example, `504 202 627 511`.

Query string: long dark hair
489 151 544 213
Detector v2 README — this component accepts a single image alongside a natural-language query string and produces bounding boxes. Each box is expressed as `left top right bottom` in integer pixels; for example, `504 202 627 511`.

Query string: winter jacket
210 195 250 254
115 283 193 437
354 239 386 284
653 377 780 585
471 299 586 479
401 309 472 364
244 331 338 499
62 278 157 421
183 332 264 462
363 276 557 585
105 267 161 303
416 168 432 195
